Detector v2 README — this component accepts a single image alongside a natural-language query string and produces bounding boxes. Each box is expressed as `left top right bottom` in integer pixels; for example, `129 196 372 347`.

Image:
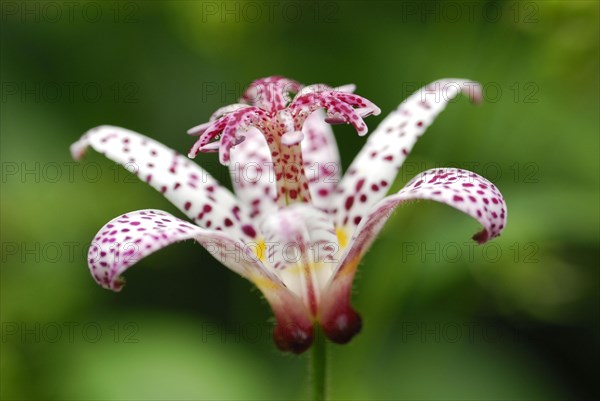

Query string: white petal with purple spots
331 168 506 283
334 79 482 237
88 209 282 292
71 126 259 242
228 127 278 220
301 110 342 210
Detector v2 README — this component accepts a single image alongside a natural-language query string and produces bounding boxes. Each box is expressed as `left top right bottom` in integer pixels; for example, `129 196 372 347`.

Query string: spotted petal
301 110 342 209
334 79 482 237
87 209 281 291
71 126 258 242
320 168 506 343
228 127 278 219
346 168 505 269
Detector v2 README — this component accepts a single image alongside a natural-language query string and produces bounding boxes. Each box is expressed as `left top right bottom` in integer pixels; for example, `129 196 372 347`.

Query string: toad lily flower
71 76 506 354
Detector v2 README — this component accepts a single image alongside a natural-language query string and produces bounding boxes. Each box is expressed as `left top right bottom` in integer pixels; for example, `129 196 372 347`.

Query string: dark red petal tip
321 307 362 344
273 322 314 354
472 229 490 244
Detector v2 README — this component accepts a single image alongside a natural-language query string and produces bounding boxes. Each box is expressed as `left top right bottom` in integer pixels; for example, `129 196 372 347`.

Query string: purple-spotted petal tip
88 210 205 291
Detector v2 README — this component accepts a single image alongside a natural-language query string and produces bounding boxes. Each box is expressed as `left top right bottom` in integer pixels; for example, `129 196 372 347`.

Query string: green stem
310 326 327 401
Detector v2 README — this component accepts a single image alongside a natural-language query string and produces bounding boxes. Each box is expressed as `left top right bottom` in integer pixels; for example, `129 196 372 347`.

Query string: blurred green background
1 0 598 400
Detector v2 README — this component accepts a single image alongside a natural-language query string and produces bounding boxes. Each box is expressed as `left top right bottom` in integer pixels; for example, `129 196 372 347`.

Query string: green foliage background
1 1 598 399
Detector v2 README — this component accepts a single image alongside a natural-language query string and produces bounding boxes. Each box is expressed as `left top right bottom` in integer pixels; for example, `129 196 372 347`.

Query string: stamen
188 76 380 207
210 103 249 121
187 104 250 136
187 121 211 136
242 76 302 113
324 116 346 125
289 90 381 136
188 107 269 163
197 141 220 152
333 83 356 93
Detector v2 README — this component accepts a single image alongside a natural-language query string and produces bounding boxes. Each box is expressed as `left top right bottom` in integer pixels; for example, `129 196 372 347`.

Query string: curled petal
89 209 312 353
390 168 506 242
87 209 275 291
71 126 257 242
335 79 482 238
321 168 506 344
332 168 506 284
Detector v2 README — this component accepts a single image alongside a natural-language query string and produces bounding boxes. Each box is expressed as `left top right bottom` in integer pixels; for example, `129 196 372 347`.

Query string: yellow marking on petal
252 275 280 291
282 261 328 275
338 254 362 277
336 227 348 249
253 239 266 262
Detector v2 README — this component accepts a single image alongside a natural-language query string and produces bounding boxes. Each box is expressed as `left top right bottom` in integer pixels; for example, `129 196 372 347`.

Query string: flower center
188 76 381 207
259 204 340 317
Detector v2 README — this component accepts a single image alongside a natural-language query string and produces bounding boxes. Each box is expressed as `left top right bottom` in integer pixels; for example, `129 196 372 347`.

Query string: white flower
71 76 506 353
